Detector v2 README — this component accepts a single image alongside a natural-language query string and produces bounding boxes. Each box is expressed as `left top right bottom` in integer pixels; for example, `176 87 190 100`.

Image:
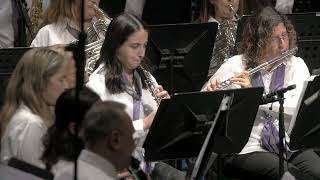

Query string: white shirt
125 0 146 18
86 64 158 131
0 163 43 180
203 54 310 154
275 0 295 14
54 150 118 180
0 0 14 48
30 20 77 47
1 104 47 168
51 159 73 177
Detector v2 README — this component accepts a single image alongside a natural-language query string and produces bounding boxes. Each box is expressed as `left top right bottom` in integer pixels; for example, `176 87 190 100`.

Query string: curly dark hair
239 6 297 69
41 87 100 171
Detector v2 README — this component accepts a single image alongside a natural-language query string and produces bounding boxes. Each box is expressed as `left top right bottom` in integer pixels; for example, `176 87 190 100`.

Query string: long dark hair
97 13 148 94
41 87 100 171
239 6 297 69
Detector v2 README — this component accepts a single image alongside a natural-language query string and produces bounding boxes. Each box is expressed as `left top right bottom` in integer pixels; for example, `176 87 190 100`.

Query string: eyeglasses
270 32 289 44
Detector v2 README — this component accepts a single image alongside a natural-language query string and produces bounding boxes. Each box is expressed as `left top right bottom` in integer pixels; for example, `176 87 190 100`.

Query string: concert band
0 0 320 180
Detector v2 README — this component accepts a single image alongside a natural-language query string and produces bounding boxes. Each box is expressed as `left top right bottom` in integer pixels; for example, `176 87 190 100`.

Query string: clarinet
137 66 161 106
128 157 150 180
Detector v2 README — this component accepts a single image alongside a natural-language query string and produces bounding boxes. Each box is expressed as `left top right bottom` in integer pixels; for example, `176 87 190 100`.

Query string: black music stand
99 0 126 18
145 22 218 94
296 39 320 73
143 87 264 178
289 75 320 150
287 12 320 40
0 47 31 107
293 0 320 13
142 0 192 25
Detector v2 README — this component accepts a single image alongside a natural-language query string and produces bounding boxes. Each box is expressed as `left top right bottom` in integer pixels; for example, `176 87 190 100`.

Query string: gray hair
82 101 130 146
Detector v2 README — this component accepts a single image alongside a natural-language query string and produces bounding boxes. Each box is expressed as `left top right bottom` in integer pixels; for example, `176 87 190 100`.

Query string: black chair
0 163 43 180
0 47 31 107
8 157 54 180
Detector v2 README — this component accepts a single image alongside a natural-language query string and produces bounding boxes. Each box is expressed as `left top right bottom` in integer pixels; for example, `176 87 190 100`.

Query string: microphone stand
74 0 86 180
277 92 285 180
262 85 296 180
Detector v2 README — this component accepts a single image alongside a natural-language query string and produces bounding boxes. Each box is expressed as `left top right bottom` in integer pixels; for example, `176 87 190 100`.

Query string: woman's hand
206 79 220 91
230 71 252 88
117 168 134 179
156 85 170 99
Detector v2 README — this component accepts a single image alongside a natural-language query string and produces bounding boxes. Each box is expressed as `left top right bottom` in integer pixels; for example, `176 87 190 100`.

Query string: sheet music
287 75 318 135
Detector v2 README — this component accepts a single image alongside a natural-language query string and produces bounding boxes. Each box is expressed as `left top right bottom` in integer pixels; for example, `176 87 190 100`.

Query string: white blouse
30 20 77 47
203 54 310 154
86 64 158 131
1 104 47 168
54 150 118 180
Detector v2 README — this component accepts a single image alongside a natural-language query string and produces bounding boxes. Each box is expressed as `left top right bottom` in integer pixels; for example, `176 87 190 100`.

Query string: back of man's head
81 101 136 170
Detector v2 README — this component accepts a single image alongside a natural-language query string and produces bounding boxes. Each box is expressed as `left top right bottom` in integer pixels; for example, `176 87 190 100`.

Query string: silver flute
217 47 298 90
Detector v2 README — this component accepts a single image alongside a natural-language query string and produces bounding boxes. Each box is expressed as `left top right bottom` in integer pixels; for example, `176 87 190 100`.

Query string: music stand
146 22 218 94
99 0 126 18
142 0 192 25
143 87 263 161
0 47 31 107
287 12 320 40
293 0 320 13
296 39 320 73
289 75 320 150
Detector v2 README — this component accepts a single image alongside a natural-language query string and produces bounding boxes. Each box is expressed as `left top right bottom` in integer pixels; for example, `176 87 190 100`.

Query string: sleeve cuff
133 119 144 130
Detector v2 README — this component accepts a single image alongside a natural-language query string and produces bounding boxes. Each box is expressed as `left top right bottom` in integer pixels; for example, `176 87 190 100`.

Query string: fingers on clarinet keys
207 79 220 91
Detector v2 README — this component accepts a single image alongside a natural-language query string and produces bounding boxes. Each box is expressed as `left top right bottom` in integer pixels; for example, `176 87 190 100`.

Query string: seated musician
0 48 69 168
87 13 185 179
41 87 100 176
31 0 104 47
202 6 320 179
54 101 137 180
197 0 241 77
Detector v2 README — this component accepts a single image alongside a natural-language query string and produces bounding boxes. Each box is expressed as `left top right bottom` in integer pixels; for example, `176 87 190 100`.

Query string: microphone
266 84 296 98
262 84 296 104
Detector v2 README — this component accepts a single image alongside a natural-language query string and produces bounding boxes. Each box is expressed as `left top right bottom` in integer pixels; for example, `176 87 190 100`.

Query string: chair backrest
0 163 43 180
8 157 54 180
0 47 31 108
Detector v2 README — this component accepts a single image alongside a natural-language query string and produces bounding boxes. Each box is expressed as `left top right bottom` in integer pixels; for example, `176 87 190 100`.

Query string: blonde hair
49 44 76 89
42 0 79 26
0 48 67 135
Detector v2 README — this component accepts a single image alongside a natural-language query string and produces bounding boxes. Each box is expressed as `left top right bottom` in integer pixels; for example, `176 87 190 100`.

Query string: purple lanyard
251 64 285 93
132 99 141 121
252 64 289 155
